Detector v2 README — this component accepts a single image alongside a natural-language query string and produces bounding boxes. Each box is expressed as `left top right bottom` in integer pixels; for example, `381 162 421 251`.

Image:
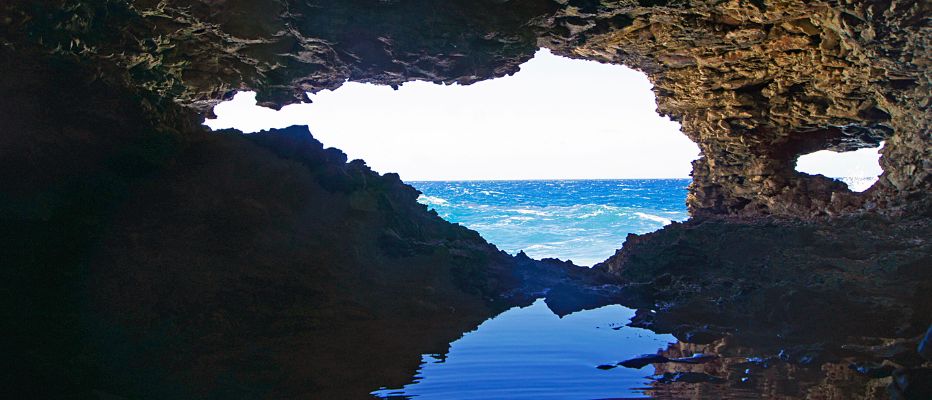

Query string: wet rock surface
584 215 932 399
619 354 673 369
1 1 929 399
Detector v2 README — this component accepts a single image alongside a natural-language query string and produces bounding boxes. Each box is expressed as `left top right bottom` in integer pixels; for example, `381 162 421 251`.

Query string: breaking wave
634 212 673 225
418 195 449 206
409 179 690 266
839 176 879 192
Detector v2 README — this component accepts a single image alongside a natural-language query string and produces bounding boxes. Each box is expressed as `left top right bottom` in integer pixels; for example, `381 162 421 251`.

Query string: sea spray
411 179 689 266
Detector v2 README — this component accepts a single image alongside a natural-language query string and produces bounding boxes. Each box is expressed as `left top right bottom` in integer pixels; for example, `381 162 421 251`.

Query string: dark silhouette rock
889 368 932 400
0 1 929 399
618 354 670 369
596 217 932 345
0 48 587 398
673 326 723 345
849 362 897 379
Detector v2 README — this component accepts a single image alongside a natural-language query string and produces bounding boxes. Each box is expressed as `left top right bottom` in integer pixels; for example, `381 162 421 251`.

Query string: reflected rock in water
373 299 676 400
373 215 932 399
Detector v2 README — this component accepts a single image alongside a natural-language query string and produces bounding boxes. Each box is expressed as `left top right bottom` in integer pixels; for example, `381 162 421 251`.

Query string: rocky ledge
578 215 931 399
3 0 927 218
0 47 599 398
1 1 929 399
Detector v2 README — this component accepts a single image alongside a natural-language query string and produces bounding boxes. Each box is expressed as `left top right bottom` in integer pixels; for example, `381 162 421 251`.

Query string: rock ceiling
3 0 929 217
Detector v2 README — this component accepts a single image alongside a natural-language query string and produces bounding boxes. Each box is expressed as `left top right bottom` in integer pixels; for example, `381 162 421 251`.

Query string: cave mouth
206 48 700 266
795 143 884 193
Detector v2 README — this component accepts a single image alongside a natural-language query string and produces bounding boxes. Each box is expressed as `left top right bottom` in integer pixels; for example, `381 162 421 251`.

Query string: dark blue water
372 300 676 400
411 179 690 266
369 180 689 399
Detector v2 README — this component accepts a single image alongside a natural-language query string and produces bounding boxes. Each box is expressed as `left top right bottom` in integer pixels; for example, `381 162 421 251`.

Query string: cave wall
5 0 928 218
4 0 927 218
0 44 581 397
2 1 929 396
541 0 930 218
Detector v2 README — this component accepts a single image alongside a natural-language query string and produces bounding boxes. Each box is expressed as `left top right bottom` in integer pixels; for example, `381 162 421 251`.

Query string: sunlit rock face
540 0 929 217
2 2 929 397
4 0 927 217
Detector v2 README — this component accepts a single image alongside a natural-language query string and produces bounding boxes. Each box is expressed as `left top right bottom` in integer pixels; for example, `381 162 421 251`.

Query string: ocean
369 180 688 399
375 178 879 399
410 179 691 266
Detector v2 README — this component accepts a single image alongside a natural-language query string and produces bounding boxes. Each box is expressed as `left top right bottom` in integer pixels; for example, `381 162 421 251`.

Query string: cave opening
7 1 929 398
206 48 701 266
794 142 884 193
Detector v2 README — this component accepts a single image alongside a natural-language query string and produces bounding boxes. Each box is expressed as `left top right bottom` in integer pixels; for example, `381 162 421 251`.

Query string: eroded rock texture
542 0 931 217
1 0 556 110
591 216 932 399
4 0 928 217
596 216 932 339
1 1 929 398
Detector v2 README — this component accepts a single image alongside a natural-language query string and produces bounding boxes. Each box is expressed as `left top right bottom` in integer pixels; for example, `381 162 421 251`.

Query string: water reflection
371 295 928 400
373 299 675 399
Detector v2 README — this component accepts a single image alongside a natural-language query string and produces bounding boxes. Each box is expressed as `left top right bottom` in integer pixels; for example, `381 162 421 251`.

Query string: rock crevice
6 0 927 218
541 0 929 217
1 1 930 397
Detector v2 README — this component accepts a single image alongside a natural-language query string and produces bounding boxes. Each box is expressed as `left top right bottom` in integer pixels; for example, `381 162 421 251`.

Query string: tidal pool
372 299 675 400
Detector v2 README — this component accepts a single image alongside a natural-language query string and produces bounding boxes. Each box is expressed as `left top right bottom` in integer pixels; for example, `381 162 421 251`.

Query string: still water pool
373 299 675 399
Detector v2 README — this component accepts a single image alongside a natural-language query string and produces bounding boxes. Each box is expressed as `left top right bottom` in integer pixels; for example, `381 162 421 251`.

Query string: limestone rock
3 0 928 218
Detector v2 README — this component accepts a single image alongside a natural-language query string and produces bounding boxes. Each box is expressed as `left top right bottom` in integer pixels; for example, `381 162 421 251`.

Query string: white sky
796 144 883 178
205 48 881 182
206 49 700 180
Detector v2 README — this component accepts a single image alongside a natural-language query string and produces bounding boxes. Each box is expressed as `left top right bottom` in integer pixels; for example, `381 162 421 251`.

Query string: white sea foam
510 209 552 216
413 180 691 268
578 209 604 218
576 204 619 218
839 176 878 193
635 212 672 225
418 195 448 206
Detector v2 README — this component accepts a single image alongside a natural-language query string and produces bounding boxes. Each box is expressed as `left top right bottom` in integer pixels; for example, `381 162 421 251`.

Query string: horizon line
403 177 693 182
401 175 879 183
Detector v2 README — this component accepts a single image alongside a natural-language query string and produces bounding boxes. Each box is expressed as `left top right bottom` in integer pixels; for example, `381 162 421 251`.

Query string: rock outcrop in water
1 0 929 398
598 216 932 338
590 215 932 399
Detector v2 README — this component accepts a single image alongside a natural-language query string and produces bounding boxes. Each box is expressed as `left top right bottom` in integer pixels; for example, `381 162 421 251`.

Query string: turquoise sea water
411 179 691 266
369 180 688 399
